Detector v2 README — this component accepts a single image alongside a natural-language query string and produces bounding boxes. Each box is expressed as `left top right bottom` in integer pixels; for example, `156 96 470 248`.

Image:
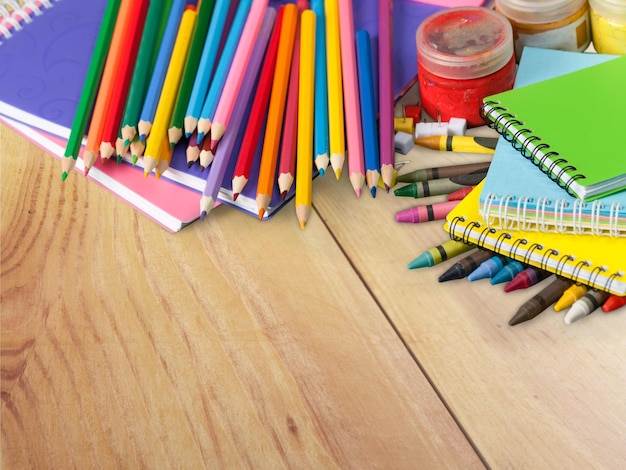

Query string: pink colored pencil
379 0 395 191
209 0 269 151
338 0 365 197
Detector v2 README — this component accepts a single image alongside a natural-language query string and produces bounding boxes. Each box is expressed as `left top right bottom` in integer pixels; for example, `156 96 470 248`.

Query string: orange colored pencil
255 3 298 219
100 0 149 161
82 0 136 173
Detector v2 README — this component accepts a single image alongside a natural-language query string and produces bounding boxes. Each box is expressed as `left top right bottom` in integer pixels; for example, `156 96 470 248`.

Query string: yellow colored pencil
255 3 298 219
324 0 344 179
144 5 197 177
295 10 316 229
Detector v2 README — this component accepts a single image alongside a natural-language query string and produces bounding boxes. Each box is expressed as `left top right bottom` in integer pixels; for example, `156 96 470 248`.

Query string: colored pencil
137 0 186 142
184 0 231 137
256 3 298 220
199 133 215 169
231 6 284 200
61 0 121 181
82 0 136 173
338 0 364 196
119 0 170 147
99 0 149 161
200 7 277 218
196 0 253 142
324 0 345 179
209 0 269 151
186 130 202 167
355 29 380 197
144 5 198 177
379 0 396 191
295 9 316 229
276 10 301 200
310 0 329 176
167 0 216 147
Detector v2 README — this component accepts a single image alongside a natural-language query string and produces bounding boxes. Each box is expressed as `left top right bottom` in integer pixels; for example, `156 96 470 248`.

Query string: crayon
408 239 474 270
447 186 475 201
553 284 588 312
602 294 626 313
414 135 498 154
396 161 491 183
394 171 487 198
395 200 460 223
467 255 510 282
509 277 573 326
438 249 494 282
490 260 525 285
563 290 610 325
504 266 551 292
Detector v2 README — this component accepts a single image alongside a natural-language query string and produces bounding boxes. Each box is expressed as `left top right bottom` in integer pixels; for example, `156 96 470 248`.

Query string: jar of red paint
416 7 516 127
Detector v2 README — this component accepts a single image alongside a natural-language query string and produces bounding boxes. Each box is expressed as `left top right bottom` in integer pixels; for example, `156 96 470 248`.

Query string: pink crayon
395 200 460 223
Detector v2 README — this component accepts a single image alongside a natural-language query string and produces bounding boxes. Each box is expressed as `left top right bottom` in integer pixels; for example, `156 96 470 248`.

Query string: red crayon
602 294 626 313
396 200 460 223
504 266 551 292
447 186 475 201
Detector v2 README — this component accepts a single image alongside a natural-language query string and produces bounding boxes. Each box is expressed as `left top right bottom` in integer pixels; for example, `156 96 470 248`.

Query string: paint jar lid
416 7 514 80
589 0 626 20
495 0 588 24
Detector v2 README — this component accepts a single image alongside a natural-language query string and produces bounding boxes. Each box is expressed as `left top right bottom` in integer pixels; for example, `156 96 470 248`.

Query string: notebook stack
444 47 626 300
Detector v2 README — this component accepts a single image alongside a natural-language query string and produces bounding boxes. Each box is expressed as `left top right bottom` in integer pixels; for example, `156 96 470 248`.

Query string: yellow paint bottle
589 0 626 54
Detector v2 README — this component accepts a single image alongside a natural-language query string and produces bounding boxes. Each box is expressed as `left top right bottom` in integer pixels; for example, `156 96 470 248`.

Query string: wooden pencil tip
61 172 68 182
370 187 377 198
318 168 325 177
300 221 306 230
200 211 207 220
232 193 239 201
258 208 265 220
280 191 287 201
334 169 341 180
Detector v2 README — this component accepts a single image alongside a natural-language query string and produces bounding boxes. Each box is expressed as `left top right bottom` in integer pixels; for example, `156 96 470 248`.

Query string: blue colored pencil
310 0 329 176
183 0 231 138
355 29 380 197
137 0 187 142
196 0 253 142
200 7 277 219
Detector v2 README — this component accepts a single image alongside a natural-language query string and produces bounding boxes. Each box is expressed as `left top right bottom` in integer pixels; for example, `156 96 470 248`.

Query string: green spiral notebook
481 54 626 202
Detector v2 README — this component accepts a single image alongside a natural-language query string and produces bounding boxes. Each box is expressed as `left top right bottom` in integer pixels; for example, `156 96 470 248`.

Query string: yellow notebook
445 182 625 295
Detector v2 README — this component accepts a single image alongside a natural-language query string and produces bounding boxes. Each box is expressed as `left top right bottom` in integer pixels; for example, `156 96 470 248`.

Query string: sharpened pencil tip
139 134 146 143
117 155 122 165
335 169 341 180
197 132 205 142
258 208 265 220
300 221 306 230
280 191 287 201
232 193 239 201
132 155 138 165
200 211 207 220
318 168 325 177
61 172 68 182
370 187 376 198
384 184 390 193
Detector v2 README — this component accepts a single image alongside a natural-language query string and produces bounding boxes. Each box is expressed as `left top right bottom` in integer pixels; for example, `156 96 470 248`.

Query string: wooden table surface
2 120 626 469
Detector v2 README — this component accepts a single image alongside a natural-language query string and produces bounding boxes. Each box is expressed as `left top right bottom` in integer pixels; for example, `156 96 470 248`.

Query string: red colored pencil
231 6 284 200
99 0 149 161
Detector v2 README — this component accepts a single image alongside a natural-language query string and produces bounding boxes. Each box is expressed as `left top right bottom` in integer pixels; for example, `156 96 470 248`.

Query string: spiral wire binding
480 101 587 198
482 190 625 236
0 0 56 45
448 212 624 294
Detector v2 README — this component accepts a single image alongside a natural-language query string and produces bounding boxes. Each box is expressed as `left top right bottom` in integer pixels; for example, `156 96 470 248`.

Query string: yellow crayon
554 284 588 312
414 135 497 154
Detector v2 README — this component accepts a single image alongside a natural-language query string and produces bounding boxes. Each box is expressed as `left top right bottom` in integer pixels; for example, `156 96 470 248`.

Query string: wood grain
1 124 481 468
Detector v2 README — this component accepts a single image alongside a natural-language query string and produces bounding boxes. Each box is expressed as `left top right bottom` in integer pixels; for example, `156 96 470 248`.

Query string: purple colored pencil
379 0 395 191
199 8 277 218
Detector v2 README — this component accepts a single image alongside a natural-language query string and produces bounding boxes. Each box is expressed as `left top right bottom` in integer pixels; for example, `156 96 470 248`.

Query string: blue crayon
467 255 510 281
491 260 525 285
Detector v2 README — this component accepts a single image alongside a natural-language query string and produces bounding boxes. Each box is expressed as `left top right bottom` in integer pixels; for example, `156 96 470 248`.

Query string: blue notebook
479 47 626 237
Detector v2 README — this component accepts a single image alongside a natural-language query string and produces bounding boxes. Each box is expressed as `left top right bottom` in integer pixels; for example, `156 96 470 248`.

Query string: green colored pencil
119 0 171 147
61 0 122 181
167 0 216 147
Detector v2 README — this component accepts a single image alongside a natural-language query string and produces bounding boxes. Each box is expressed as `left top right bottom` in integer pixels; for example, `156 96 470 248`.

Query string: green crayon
408 239 475 269
395 171 487 198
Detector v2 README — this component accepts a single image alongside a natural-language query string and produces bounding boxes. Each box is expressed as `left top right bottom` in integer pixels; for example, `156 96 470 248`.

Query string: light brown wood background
3 122 626 469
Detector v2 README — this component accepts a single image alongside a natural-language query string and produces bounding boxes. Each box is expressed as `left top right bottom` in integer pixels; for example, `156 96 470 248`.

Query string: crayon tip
232 193 239 201
61 171 68 182
258 208 265 220
408 252 432 270
394 184 418 198
438 265 464 282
